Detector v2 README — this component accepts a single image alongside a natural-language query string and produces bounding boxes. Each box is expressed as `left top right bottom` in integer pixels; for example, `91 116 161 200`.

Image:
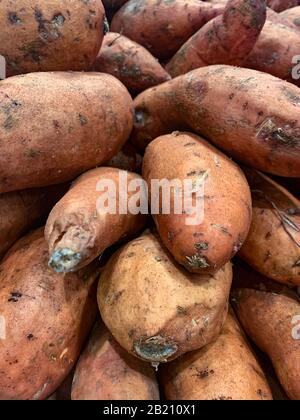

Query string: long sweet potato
45 167 147 273
111 0 225 60
0 229 99 400
0 72 133 193
166 0 266 77
132 65 300 177
93 32 170 94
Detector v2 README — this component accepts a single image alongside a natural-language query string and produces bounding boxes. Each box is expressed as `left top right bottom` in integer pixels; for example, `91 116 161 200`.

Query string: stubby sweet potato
142 132 252 274
267 0 298 12
106 142 142 172
132 65 300 177
111 0 224 60
0 184 66 259
0 0 107 76
160 310 272 400
0 228 100 400
244 20 300 85
232 263 300 400
279 6 300 30
166 0 266 77
0 72 133 194
93 33 170 94
239 169 300 286
72 321 160 400
45 167 147 273
98 231 232 364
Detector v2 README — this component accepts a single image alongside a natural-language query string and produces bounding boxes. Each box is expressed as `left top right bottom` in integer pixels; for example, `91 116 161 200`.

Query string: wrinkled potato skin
142 132 252 274
239 170 300 286
0 184 66 259
0 229 99 400
132 65 300 177
98 232 232 364
72 321 160 400
111 0 224 60
0 72 133 193
106 142 142 173
232 264 300 400
93 33 171 94
45 167 147 272
0 0 106 76
160 310 272 400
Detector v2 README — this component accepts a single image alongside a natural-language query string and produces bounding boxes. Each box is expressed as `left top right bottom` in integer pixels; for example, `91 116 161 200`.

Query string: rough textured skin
93 33 171 94
232 264 300 400
0 0 106 76
0 72 133 193
239 170 300 286
106 142 143 173
45 167 147 273
111 0 225 60
98 232 232 364
0 229 99 400
71 321 160 400
167 0 266 77
244 20 300 85
160 310 273 401
267 0 298 12
142 132 252 274
132 65 300 177
0 184 66 259
279 6 300 30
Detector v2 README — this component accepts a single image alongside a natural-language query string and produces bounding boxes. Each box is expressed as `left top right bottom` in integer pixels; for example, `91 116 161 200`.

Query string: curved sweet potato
132 65 300 177
267 0 298 12
0 0 106 76
232 263 300 400
0 72 133 193
111 0 225 60
160 310 272 401
239 169 300 286
71 321 160 400
93 32 170 94
142 132 252 274
166 0 266 77
45 167 147 273
98 231 232 364
0 229 99 400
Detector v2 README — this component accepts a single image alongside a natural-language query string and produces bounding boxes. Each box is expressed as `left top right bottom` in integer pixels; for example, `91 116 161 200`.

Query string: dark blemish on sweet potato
264 250 271 262
195 242 209 251
27 334 34 341
195 368 214 379
211 223 232 237
176 306 188 315
281 86 300 105
8 12 22 24
126 252 135 258
134 108 148 125
257 118 299 148
79 114 88 125
25 149 41 158
293 259 300 267
8 292 23 303
128 329 136 338
243 102 249 110
3 115 14 130
229 93 234 100
154 256 163 262
53 120 60 129
265 231 272 240
167 231 175 241
184 142 197 147
186 254 210 269
212 396 233 400
52 14 65 26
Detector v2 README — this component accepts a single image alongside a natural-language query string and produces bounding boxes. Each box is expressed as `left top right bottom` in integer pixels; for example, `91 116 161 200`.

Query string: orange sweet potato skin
45 167 147 273
132 65 300 177
71 321 160 400
160 310 272 401
166 0 266 77
0 184 66 259
0 72 133 194
142 132 252 274
0 0 106 76
111 0 224 60
239 170 300 286
0 229 99 400
232 264 300 400
93 32 170 94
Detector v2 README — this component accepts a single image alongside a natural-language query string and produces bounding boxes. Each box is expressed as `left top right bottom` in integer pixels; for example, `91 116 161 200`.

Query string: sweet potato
93 32 170 94
111 0 225 60
0 228 99 400
0 184 66 259
267 0 298 12
0 0 106 76
142 132 252 274
166 0 266 77
106 142 142 172
232 263 300 400
279 6 300 30
244 20 300 85
98 231 232 364
72 321 160 400
160 310 272 400
132 65 300 177
239 169 300 286
45 167 147 273
0 72 133 194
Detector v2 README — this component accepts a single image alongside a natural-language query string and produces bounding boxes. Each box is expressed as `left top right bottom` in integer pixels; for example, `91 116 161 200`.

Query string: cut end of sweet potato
133 336 178 363
49 248 82 274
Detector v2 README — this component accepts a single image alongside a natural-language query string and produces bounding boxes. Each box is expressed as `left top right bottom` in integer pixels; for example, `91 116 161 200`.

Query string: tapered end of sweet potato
133 336 178 364
49 248 82 274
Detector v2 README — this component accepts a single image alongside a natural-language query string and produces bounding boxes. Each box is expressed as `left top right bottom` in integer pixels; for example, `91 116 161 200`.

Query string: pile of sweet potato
0 0 299 401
